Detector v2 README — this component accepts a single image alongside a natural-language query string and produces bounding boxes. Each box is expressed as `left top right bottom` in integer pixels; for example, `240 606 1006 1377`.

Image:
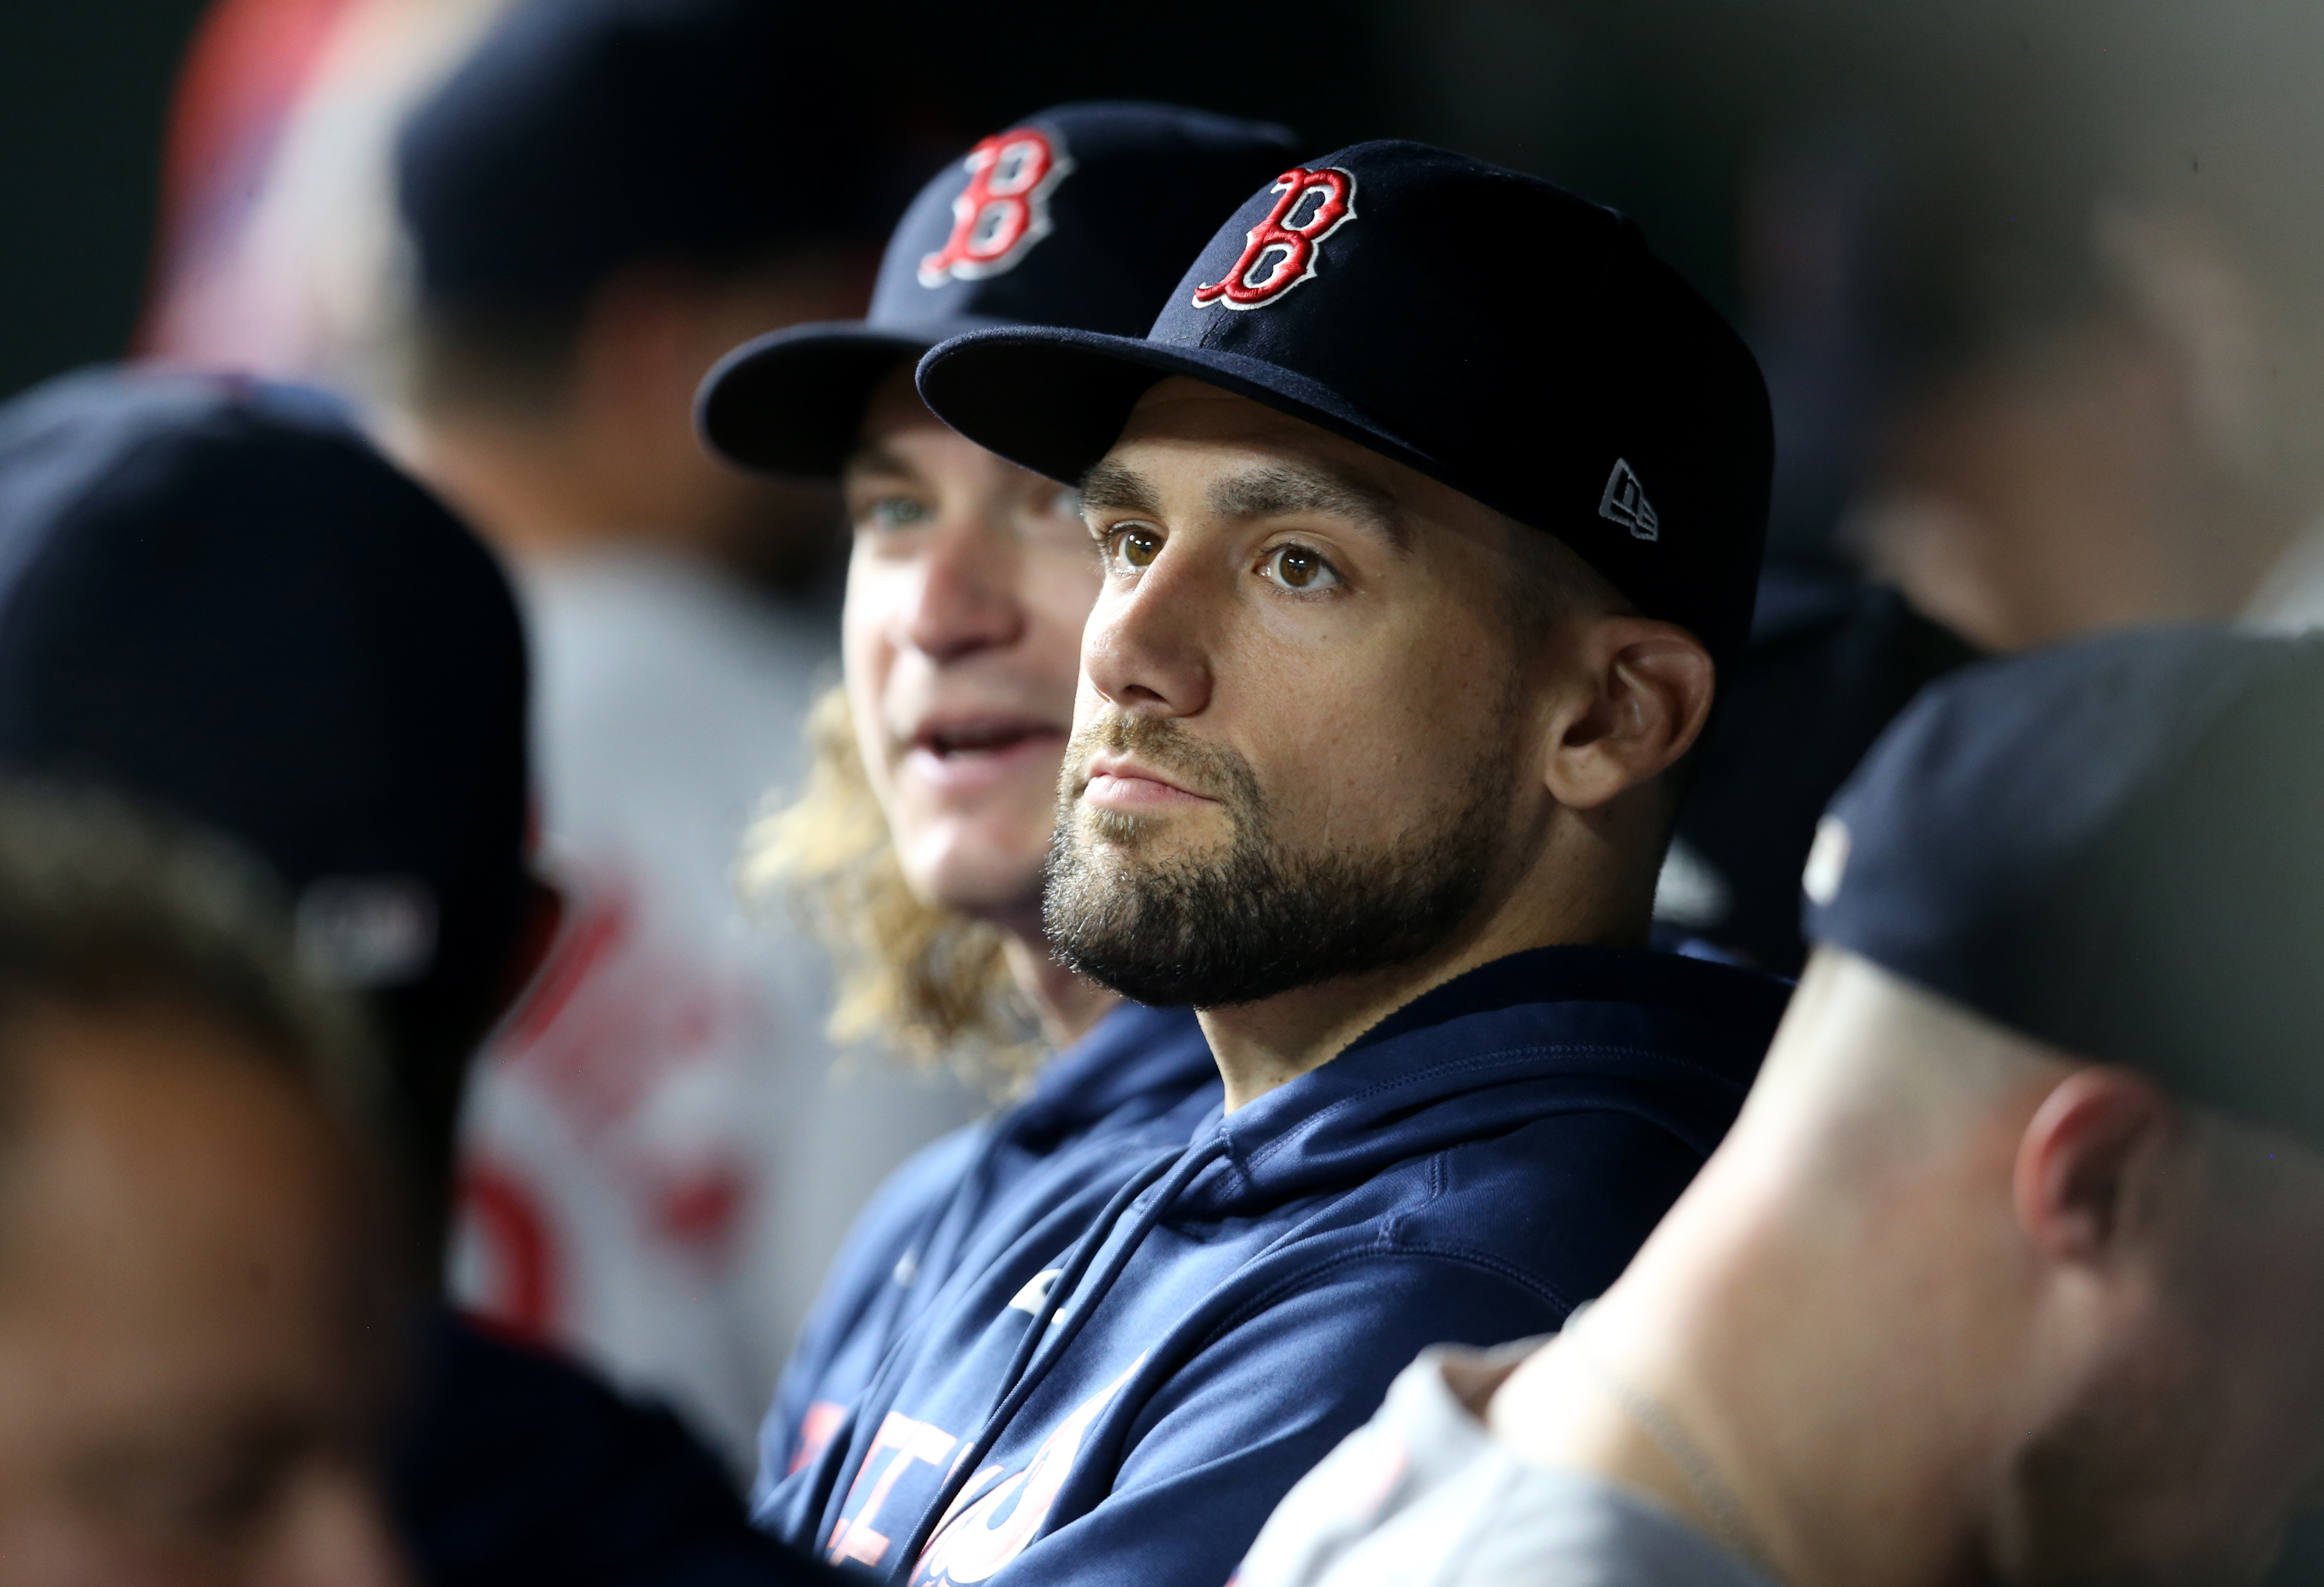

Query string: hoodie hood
1002 1002 1220 1154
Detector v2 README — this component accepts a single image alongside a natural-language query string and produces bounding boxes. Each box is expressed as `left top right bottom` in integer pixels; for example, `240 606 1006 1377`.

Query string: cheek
1070 672 1107 740
840 545 900 676
1238 611 1511 825
1018 550 1103 714
841 563 905 795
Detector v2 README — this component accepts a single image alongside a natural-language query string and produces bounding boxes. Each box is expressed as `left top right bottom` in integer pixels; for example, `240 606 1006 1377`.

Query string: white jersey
448 546 982 1471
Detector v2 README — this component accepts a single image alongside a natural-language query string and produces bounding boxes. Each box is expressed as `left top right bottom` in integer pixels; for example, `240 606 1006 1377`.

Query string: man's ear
2014 1066 2176 1263
1541 617 1715 811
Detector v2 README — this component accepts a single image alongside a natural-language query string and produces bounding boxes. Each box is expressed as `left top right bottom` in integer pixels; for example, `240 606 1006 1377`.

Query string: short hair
0 780 379 1156
1503 518 1631 639
1503 519 1702 837
736 685 1038 1095
400 249 842 421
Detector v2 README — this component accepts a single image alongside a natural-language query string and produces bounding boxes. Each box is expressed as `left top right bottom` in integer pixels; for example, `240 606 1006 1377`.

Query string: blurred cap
698 102 1300 478
0 367 529 1050
396 0 895 311
1806 625 2324 1147
916 140 1773 662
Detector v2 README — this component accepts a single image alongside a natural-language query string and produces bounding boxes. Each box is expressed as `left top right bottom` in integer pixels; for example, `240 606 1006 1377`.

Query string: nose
901 514 1025 664
257 1462 412 1587
1082 540 1214 720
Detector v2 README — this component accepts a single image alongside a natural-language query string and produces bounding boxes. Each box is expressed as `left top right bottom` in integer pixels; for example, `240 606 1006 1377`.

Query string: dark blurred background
27 0 2324 555
7 0 1759 406
0 0 214 397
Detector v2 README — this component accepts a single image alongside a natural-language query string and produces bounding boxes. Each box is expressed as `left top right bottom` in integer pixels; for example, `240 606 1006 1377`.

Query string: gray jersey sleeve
1236 1345 1774 1587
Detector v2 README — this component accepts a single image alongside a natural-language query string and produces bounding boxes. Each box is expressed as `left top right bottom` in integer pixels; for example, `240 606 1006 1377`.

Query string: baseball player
696 102 1299 1495
393 0 948 1459
1243 625 2324 1587
762 141 1783 1586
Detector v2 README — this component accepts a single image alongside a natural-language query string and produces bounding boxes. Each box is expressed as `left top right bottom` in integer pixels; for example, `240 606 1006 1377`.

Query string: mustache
1061 713 1265 813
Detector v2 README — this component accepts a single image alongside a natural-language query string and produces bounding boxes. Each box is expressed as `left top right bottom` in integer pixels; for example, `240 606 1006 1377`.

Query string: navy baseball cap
1806 626 2324 1147
916 141 1773 662
698 102 1299 477
0 367 530 1209
397 0 896 311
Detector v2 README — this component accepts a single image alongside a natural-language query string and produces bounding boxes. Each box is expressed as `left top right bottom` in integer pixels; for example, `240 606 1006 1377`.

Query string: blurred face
0 1008 400 1587
2009 1120 2324 1587
1046 379 1545 1007
841 364 1099 931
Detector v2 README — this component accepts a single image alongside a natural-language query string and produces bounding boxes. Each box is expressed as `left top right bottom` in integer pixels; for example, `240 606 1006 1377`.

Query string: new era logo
1599 458 1659 542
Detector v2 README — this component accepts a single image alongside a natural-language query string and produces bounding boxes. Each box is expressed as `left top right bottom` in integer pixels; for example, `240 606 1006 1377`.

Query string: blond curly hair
738 685 1042 1095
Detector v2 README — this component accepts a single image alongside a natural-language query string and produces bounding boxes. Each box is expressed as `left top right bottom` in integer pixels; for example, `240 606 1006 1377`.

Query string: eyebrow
1206 463 1407 551
1079 460 1163 516
1082 458 1408 554
841 443 916 482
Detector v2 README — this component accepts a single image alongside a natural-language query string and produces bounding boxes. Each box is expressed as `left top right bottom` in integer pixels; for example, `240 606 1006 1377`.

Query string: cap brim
697 316 1006 478
915 326 1445 492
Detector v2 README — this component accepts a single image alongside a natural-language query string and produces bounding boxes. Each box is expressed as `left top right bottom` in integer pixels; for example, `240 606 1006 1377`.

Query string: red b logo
1192 166 1358 311
918 128 1073 287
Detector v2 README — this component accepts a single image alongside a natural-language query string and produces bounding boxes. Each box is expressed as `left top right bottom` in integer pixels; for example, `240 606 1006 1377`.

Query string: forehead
849 359 949 461
0 1015 344 1303
1112 379 1393 485
1102 382 1516 569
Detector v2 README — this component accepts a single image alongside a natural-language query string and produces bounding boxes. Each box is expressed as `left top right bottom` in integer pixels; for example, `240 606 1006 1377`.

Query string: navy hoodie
759 1004 1218 1496
759 947 1787 1587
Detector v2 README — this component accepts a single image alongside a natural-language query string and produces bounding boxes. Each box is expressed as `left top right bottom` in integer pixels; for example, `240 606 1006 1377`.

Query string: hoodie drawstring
895 1133 1232 1576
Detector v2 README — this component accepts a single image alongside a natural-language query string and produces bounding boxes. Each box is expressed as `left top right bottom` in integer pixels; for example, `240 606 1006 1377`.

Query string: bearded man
756 142 1785 1587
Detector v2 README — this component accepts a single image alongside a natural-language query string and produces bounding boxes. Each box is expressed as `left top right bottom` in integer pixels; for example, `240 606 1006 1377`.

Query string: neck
1002 931 1118 1049
402 408 761 571
1200 816 1653 1112
1487 1117 2018 1587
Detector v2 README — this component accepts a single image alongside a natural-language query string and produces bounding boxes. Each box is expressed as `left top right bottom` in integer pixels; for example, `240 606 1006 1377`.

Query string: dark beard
1041 713 1512 1008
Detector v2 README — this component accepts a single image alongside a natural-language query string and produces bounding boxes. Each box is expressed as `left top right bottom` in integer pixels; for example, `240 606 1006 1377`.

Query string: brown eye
1111 526 1162 569
1261 544 1341 592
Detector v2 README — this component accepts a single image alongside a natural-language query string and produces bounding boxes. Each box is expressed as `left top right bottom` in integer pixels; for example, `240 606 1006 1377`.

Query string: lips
1080 750 1215 809
915 715 1066 759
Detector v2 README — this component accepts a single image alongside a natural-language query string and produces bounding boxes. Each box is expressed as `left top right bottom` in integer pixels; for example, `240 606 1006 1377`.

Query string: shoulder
1401 1105 1712 1276
800 1121 992 1318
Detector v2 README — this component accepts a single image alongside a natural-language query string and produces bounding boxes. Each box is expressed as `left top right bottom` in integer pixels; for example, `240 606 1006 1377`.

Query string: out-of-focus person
697 102 1299 1493
1242 625 2324 1587
390 0 980 1468
0 367 841 1586
0 785 401 1587
1782 8 2324 652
